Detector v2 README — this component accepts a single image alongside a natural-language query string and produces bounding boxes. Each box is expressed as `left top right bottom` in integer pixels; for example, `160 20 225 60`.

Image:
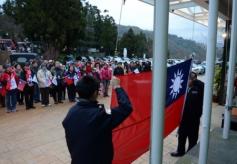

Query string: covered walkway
176 128 237 164
136 0 237 163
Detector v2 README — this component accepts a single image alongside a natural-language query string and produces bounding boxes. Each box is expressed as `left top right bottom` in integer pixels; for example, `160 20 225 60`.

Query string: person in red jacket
0 65 6 107
101 63 112 97
85 62 92 75
2 64 19 113
65 64 77 102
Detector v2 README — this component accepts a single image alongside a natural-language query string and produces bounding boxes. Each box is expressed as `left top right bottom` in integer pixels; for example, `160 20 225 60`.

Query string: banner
111 59 192 164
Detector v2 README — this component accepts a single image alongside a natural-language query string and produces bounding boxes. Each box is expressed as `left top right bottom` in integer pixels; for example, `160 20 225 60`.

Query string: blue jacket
62 88 132 164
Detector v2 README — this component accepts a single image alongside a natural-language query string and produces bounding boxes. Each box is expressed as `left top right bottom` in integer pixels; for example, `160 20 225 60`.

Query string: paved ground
176 128 237 164
133 103 223 164
0 76 225 164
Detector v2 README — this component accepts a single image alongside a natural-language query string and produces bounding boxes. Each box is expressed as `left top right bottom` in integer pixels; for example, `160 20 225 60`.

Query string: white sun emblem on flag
170 70 184 99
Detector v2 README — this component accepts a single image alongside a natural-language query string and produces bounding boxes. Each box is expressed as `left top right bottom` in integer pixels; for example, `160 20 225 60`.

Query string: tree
3 0 86 59
82 3 117 55
119 28 149 57
0 14 23 39
119 28 136 57
135 32 148 57
99 15 117 55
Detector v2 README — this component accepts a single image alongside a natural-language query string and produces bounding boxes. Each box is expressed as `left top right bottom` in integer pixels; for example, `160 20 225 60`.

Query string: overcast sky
0 0 210 43
89 0 208 43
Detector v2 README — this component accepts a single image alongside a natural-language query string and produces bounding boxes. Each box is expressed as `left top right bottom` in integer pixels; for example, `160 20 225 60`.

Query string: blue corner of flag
166 59 192 107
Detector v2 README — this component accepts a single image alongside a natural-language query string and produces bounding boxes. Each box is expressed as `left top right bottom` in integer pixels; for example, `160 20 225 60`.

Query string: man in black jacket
171 72 204 157
51 61 64 104
62 75 132 164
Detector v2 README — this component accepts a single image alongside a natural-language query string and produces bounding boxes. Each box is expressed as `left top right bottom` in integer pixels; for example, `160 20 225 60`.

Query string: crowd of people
0 58 152 113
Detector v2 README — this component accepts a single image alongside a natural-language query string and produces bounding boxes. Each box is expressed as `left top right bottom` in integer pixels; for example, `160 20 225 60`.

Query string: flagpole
150 0 169 164
115 0 124 56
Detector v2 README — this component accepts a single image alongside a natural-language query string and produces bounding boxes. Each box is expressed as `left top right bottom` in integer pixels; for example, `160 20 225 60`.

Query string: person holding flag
15 64 24 105
62 75 132 164
1 64 19 113
51 61 64 104
31 60 41 103
65 64 77 102
20 62 36 110
171 72 204 157
110 59 192 163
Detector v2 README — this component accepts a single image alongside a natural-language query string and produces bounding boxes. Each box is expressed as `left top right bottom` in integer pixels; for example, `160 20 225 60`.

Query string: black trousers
67 84 76 101
62 84 66 100
0 94 5 107
177 121 200 153
17 90 24 104
40 87 50 105
52 85 63 103
102 80 110 96
24 85 34 108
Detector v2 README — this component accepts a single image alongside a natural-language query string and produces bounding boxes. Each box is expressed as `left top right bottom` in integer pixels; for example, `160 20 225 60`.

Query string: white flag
52 76 58 86
74 74 79 86
134 68 140 74
32 75 38 83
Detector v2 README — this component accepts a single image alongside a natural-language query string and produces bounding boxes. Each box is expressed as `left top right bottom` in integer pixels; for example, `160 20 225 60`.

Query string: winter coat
51 67 64 86
1 71 19 91
20 70 35 87
101 67 112 80
37 69 53 88
179 80 204 130
113 67 124 76
0 73 6 96
62 88 132 164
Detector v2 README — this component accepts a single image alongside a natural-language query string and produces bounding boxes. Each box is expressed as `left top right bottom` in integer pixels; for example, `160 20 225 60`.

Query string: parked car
216 58 223 65
107 56 114 61
122 57 131 63
167 59 176 65
81 56 88 62
10 52 39 66
200 62 206 73
114 56 123 62
192 64 205 74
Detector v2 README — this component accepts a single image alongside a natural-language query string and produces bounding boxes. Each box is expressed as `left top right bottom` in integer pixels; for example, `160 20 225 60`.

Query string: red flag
65 76 74 85
17 79 26 91
111 59 192 164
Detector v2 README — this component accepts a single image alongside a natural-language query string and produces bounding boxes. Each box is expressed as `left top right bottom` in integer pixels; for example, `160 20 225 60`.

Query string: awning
139 0 232 29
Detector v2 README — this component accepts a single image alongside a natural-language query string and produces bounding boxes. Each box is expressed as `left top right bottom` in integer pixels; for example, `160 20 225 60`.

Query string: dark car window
10 53 38 65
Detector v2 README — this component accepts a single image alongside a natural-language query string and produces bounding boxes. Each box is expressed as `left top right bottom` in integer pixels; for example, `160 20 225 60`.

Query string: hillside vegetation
118 25 207 60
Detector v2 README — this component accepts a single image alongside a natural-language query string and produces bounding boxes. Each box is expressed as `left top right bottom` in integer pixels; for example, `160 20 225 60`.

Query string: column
223 0 237 139
150 0 169 163
198 0 219 164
